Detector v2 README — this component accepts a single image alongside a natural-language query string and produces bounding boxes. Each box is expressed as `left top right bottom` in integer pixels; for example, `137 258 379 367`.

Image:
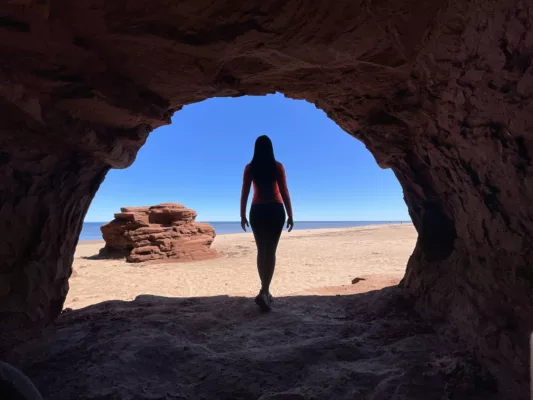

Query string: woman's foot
255 291 271 312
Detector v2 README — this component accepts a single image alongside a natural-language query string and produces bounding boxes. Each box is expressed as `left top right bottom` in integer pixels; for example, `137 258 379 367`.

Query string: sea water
80 221 409 241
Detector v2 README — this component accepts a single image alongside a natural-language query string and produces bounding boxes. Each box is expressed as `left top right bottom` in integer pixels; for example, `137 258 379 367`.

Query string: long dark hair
250 135 277 187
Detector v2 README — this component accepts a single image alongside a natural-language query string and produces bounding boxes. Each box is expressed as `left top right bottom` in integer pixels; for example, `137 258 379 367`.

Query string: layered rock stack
99 203 218 263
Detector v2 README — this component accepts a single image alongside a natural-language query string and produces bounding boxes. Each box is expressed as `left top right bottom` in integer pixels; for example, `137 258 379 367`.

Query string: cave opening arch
1 0 532 396
76 93 413 302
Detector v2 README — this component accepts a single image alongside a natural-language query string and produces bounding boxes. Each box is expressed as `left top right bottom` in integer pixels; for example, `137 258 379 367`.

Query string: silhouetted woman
240 135 294 311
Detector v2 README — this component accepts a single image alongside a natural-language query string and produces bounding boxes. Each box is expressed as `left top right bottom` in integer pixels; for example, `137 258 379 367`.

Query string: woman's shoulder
276 161 285 170
243 164 252 180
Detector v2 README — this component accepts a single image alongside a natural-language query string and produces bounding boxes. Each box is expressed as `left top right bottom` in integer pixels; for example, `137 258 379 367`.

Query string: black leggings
249 203 286 293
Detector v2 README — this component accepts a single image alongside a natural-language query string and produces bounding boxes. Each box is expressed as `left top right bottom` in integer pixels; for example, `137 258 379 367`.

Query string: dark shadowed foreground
7 288 497 400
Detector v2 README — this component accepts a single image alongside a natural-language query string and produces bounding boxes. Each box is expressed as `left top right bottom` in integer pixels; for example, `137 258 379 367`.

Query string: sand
13 287 496 400
68 224 417 309
9 223 499 399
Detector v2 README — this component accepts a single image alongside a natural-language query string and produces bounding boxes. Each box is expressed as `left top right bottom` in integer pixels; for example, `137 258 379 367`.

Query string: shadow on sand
7 287 498 400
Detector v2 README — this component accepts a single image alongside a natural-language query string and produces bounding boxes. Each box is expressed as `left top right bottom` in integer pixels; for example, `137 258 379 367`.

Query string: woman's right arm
277 163 294 231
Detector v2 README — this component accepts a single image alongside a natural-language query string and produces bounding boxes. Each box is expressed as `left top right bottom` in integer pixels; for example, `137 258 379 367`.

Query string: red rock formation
100 203 218 263
0 0 532 397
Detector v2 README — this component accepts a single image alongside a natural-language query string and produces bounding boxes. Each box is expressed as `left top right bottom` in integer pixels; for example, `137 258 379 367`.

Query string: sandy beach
14 223 498 400
69 224 417 309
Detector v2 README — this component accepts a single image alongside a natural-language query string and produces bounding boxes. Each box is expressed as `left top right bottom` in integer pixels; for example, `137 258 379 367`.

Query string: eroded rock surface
100 203 217 263
7 288 498 400
0 0 532 397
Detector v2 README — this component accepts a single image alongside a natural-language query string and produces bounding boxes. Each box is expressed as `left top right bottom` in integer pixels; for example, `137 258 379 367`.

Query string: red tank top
240 162 293 218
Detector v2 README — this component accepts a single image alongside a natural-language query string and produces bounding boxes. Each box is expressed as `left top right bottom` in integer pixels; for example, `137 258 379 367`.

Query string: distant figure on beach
240 135 294 311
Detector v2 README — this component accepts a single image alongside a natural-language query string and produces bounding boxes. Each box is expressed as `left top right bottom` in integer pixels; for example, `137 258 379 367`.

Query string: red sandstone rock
100 203 217 263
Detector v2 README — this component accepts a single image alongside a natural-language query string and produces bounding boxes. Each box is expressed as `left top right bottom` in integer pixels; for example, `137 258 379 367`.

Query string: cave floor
9 287 498 400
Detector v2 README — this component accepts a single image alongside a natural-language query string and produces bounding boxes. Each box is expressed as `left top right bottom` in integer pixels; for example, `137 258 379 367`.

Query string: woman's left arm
240 165 252 231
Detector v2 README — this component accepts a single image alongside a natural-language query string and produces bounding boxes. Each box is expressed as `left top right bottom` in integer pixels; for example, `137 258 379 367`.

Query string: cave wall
396 2 533 392
0 0 532 396
0 103 110 346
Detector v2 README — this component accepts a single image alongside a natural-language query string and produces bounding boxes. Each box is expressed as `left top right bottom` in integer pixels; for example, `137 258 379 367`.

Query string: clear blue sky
85 93 410 222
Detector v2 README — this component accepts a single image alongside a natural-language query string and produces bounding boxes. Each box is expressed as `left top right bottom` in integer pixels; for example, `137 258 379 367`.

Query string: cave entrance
72 94 414 309
1 1 532 396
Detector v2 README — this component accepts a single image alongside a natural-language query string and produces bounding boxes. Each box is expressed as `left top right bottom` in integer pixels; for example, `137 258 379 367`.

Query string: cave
0 0 532 398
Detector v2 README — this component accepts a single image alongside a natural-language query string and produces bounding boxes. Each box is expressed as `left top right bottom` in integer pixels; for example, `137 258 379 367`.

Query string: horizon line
84 219 412 223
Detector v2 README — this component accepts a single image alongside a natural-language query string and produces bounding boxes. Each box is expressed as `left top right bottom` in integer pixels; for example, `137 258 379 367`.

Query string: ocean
80 221 409 241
